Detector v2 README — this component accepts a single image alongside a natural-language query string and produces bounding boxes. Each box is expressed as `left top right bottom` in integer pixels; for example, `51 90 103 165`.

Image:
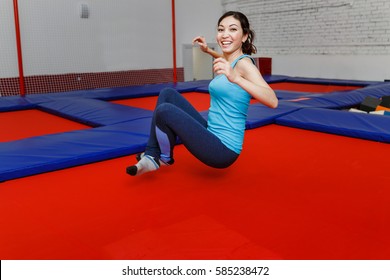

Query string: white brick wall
222 0 390 56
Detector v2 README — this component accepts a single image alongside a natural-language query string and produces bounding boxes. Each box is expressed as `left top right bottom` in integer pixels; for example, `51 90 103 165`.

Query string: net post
13 0 26 96
171 0 177 83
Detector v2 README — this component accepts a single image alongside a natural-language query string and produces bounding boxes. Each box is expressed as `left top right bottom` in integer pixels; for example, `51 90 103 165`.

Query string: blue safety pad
0 96 35 112
24 80 210 104
263 75 289 84
37 98 153 127
305 90 368 108
24 86 159 104
245 103 302 129
284 76 378 87
0 119 152 182
314 82 390 107
195 86 210 93
176 80 211 92
278 96 334 108
25 90 94 104
351 82 390 99
275 90 311 100
276 107 390 143
89 81 203 101
280 82 390 109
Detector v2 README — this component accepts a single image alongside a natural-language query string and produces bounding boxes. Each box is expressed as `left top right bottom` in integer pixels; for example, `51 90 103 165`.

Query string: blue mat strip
0 96 35 112
275 108 390 143
37 98 153 127
0 120 151 182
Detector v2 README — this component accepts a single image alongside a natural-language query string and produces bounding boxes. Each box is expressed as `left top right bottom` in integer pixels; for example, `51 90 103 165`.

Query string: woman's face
216 16 248 55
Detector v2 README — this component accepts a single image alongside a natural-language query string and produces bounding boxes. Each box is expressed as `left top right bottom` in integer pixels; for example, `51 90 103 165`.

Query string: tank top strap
231 54 255 68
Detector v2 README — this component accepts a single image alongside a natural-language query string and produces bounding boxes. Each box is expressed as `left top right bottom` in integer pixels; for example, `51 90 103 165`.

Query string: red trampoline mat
113 92 261 110
0 109 90 142
1 125 389 260
112 92 211 111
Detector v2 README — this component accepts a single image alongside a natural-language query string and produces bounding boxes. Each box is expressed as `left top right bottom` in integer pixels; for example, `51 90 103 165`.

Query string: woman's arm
192 36 222 59
213 57 278 108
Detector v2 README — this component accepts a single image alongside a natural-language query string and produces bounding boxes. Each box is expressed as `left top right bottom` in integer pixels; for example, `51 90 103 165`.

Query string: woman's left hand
213 58 238 83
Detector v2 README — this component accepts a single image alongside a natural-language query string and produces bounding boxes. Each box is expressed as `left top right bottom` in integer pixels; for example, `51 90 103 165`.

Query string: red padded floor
1 125 389 260
112 92 260 111
112 92 211 111
1 83 389 260
0 109 90 142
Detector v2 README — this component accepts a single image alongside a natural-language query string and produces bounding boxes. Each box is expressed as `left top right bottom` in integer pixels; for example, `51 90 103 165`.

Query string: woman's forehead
219 16 241 27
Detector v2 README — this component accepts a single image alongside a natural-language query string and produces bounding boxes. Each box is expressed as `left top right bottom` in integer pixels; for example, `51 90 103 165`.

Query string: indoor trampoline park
1 0 390 266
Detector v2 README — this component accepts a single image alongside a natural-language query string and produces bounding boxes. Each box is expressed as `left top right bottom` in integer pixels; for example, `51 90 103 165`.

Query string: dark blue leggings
144 88 238 168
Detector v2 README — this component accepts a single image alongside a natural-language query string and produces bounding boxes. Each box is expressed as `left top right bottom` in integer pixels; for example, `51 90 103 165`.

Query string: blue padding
0 119 152 182
24 80 210 104
88 84 172 101
195 86 210 93
37 98 153 127
25 85 164 104
311 90 368 108
278 97 332 108
351 82 390 99
245 103 301 129
275 90 311 100
285 76 378 87
175 80 211 92
263 75 289 84
25 91 89 104
314 82 390 108
281 82 390 109
276 108 390 143
0 96 35 112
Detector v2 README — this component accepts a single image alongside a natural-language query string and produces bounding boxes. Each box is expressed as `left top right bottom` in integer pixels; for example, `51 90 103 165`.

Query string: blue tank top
207 55 254 154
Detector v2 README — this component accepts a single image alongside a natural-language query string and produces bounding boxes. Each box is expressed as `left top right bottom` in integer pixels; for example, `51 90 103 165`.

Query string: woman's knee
159 87 178 101
156 103 175 114
155 103 176 124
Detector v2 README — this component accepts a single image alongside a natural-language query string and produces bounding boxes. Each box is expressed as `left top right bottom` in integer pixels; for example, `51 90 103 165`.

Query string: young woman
126 11 278 176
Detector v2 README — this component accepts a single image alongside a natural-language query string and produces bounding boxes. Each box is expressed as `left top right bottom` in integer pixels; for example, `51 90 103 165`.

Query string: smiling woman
126 11 278 176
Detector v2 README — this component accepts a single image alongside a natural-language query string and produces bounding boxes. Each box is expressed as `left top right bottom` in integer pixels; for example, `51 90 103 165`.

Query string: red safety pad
0 109 89 142
1 125 389 260
112 92 211 112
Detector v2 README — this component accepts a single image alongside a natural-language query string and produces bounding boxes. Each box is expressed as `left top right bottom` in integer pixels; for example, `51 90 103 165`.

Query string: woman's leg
127 88 210 176
126 88 238 175
144 87 207 160
154 103 238 169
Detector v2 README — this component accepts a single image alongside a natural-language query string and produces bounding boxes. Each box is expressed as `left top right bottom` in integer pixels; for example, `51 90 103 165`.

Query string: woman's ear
242 34 248 43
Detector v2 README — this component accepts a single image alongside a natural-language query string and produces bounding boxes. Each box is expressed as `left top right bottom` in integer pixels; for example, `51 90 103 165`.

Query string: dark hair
218 11 257 55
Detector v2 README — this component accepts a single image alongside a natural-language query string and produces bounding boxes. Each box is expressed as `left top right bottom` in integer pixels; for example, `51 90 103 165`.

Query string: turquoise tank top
207 55 255 154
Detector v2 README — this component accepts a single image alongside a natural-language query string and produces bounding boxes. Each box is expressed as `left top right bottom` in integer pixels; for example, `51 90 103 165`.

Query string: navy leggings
144 88 239 168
